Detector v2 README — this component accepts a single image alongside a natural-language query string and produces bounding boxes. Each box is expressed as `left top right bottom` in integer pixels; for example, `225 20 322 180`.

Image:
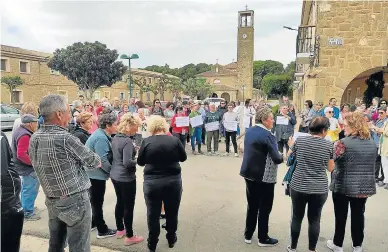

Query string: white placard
224 121 238 131
205 121 220 131
190 115 203 127
293 132 311 141
276 116 289 125
175 116 189 127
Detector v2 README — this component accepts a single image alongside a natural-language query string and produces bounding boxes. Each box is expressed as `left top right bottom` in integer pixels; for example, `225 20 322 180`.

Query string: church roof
224 62 237 70
213 83 237 92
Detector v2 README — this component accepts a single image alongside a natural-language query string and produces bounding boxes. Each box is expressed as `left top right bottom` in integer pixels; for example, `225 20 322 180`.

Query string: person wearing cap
321 98 340 119
324 107 340 142
11 114 40 221
370 105 387 184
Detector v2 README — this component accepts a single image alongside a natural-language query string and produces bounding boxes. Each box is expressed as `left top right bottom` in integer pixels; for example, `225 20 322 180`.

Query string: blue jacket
86 129 113 180
321 106 340 119
240 125 284 183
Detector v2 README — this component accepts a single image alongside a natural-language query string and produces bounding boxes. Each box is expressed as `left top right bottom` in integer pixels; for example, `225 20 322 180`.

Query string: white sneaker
286 245 296 252
327 240 343 252
244 239 252 244
207 152 212 156
234 153 239 157
223 152 229 156
353 246 363 252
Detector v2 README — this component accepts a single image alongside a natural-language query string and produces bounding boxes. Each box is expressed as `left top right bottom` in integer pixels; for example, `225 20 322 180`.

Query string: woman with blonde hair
110 113 144 246
327 112 377 252
12 102 38 131
137 115 187 252
84 101 98 133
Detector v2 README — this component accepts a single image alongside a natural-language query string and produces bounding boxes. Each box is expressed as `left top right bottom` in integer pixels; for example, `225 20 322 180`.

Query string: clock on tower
237 9 254 100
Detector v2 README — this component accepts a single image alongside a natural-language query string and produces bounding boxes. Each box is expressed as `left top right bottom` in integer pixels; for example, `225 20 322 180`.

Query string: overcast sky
1 0 302 68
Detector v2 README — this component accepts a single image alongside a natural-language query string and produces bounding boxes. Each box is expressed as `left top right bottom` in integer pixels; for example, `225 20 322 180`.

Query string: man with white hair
29 94 102 252
204 103 221 155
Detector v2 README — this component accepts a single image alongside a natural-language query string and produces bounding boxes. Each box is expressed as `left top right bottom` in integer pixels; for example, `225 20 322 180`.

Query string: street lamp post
242 84 246 101
120 53 139 98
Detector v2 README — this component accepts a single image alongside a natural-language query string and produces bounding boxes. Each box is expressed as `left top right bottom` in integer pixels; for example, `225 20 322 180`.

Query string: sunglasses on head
381 102 386 104
155 101 160 103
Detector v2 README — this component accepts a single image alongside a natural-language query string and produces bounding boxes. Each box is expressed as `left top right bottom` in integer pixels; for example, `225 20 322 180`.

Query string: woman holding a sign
189 103 203 155
273 104 297 155
171 106 189 147
223 104 239 157
204 103 222 155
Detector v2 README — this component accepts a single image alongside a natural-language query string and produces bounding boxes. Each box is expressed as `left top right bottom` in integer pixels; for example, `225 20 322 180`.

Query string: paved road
18 141 387 252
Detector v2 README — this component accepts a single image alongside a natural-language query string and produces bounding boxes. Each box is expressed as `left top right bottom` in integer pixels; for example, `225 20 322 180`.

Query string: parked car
1 104 20 130
203 97 226 107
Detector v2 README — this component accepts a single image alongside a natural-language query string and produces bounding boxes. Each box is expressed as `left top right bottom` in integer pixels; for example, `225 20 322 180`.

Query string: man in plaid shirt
29 94 101 252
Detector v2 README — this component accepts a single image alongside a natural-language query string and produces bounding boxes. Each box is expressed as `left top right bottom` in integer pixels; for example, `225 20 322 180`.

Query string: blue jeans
21 171 40 217
190 127 202 150
45 191 92 252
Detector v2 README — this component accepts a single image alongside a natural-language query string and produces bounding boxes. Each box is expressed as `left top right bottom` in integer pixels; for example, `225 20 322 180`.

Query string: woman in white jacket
243 99 256 131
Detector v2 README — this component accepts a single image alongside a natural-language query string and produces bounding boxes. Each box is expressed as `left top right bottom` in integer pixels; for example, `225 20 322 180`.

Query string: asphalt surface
4 130 388 252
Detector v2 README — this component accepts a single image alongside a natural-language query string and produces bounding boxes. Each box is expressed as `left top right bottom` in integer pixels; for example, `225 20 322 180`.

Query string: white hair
39 94 68 120
72 100 83 108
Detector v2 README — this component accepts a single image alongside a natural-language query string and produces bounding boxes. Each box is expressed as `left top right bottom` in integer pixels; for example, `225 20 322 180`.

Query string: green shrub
272 104 279 115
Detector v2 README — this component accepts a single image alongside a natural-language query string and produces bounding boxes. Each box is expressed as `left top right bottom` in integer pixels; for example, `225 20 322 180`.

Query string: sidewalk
20 235 120 252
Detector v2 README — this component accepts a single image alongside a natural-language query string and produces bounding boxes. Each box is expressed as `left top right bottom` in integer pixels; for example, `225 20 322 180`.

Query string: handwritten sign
276 116 289 125
176 116 190 127
224 121 238 131
190 115 203 128
205 121 220 131
293 132 311 141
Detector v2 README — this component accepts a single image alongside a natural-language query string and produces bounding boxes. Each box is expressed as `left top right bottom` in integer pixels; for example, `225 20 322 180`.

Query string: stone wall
314 0 388 104
237 27 254 100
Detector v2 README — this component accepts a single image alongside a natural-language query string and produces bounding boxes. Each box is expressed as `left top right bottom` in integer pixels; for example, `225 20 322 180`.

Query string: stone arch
341 66 388 105
220 92 231 102
211 93 218 98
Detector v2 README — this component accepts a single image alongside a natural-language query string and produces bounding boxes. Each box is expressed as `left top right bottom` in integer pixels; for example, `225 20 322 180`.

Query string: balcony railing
296 26 319 67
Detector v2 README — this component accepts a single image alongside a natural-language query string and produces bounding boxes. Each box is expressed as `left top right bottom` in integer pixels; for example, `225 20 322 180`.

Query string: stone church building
198 9 261 102
293 0 388 110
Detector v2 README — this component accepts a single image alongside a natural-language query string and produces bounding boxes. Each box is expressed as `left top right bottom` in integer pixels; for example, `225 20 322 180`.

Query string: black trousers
112 179 136 238
172 132 187 148
332 193 367 247
90 179 108 233
278 139 289 155
290 190 328 251
1 210 24 252
375 150 385 180
143 176 182 250
225 131 238 153
202 127 206 144
244 179 275 241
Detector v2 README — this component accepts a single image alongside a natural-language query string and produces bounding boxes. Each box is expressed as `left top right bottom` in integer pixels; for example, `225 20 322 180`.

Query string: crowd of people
0 93 385 252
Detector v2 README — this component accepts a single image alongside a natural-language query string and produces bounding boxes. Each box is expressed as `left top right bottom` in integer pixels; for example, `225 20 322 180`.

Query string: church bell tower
237 9 254 100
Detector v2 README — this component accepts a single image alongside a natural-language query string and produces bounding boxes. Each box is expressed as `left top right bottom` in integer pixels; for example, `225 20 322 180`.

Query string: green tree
1 76 24 104
154 73 173 101
183 78 214 100
144 63 212 82
168 78 184 100
284 61 296 75
133 76 152 101
48 41 127 99
261 74 292 98
253 60 284 89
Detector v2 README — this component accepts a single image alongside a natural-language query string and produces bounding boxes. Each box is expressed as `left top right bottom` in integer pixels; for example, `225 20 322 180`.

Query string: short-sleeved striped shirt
290 135 333 194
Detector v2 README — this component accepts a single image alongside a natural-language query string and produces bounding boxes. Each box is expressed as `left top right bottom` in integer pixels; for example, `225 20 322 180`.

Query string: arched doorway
341 66 388 105
211 93 218 98
221 92 231 102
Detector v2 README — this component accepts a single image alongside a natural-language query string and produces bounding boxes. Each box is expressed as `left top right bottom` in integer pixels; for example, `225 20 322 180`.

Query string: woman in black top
111 113 144 245
72 111 93 144
151 99 164 116
137 115 187 252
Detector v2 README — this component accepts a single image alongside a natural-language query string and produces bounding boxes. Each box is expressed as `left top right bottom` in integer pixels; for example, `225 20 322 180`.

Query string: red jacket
170 114 189 134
